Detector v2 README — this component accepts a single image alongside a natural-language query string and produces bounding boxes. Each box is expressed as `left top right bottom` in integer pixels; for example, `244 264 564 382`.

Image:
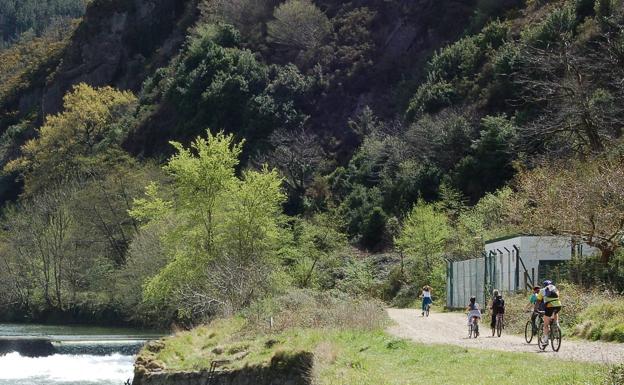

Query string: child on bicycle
489 290 505 331
525 286 541 329
466 296 481 325
421 285 432 316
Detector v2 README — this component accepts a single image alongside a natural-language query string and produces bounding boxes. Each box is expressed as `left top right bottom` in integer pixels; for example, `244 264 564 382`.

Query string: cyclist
489 289 505 332
537 279 562 345
421 285 433 316
466 296 482 326
524 286 541 329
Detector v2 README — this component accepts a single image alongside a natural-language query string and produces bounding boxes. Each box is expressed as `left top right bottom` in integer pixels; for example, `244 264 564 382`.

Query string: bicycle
525 311 544 344
492 313 504 337
537 311 561 351
468 316 480 338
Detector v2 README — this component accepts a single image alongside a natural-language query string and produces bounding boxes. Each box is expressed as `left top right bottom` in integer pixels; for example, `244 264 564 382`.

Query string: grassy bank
138 318 608 385
136 290 614 384
574 302 624 342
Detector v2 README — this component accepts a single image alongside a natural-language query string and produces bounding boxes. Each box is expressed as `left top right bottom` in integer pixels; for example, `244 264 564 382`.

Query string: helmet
470 296 476 302
543 280 552 287
533 286 540 292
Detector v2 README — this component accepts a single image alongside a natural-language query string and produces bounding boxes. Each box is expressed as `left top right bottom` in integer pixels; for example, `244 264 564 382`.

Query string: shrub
406 78 456 120
267 0 331 50
243 289 388 333
574 301 624 342
521 3 578 46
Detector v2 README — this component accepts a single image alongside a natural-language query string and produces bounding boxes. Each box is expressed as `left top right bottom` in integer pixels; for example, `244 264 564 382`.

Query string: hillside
0 0 623 327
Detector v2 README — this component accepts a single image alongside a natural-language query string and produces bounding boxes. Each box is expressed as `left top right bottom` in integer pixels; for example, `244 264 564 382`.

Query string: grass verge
138 319 608 385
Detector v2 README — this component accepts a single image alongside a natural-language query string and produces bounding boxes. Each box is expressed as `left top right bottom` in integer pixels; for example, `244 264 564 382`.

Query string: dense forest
0 0 623 326
0 0 85 46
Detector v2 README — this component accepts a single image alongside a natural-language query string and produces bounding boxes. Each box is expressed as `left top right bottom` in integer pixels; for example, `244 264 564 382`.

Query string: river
0 323 161 385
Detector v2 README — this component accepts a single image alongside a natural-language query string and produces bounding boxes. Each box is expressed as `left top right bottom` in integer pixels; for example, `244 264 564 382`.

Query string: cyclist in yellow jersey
537 279 562 345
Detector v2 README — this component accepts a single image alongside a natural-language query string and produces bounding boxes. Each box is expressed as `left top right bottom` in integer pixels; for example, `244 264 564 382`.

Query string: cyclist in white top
421 285 432 316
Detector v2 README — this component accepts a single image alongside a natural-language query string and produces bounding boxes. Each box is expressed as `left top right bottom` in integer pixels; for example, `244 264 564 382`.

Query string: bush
406 78 456 119
521 4 578 46
243 289 388 333
606 364 624 385
574 301 624 342
267 0 331 51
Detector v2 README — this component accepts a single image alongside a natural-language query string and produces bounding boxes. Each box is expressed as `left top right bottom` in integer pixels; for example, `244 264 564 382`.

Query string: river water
0 323 161 385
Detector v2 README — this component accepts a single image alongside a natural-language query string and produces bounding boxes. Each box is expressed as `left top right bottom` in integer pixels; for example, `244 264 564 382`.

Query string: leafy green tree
130 131 286 319
267 0 331 51
0 0 85 44
285 214 346 289
362 206 387 251
6 83 137 194
396 200 451 294
451 115 517 202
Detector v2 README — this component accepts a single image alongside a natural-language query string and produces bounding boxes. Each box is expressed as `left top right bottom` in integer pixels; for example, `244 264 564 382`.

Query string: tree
262 128 325 214
513 155 624 263
514 39 624 155
267 0 331 51
129 131 286 319
286 214 346 289
396 200 451 294
451 115 517 202
6 83 137 193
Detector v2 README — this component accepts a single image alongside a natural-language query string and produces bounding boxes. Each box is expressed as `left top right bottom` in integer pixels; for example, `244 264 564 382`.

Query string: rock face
132 352 313 385
41 0 199 116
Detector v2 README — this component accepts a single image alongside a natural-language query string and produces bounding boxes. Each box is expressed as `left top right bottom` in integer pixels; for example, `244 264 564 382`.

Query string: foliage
6 84 137 194
396 200 451 295
282 214 346 290
575 301 624 342
267 0 331 51
513 155 624 263
450 115 517 202
521 3 578 46
244 289 387 332
140 23 311 151
0 0 85 44
0 20 76 108
129 131 286 321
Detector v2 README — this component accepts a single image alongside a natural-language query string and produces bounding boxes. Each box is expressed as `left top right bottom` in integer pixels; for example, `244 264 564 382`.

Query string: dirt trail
386 308 624 364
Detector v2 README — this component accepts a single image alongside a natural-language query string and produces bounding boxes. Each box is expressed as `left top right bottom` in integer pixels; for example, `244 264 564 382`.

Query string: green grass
574 302 624 343
139 318 608 385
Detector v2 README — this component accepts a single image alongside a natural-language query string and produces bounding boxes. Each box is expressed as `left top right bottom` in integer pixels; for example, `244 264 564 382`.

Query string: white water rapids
0 352 134 385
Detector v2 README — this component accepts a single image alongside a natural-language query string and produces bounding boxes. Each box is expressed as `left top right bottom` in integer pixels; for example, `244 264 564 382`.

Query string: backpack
494 297 505 311
545 284 559 298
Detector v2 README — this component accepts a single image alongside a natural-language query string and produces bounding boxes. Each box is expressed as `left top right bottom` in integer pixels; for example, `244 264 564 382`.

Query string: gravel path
386 308 624 364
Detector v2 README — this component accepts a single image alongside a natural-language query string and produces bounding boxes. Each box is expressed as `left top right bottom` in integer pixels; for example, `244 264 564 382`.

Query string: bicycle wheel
537 325 547 351
550 324 562 352
425 304 430 317
525 320 534 343
536 317 544 345
497 316 503 337
474 323 479 338
468 323 473 338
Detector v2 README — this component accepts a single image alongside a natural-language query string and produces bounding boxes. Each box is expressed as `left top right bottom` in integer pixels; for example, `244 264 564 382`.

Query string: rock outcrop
40 0 199 116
